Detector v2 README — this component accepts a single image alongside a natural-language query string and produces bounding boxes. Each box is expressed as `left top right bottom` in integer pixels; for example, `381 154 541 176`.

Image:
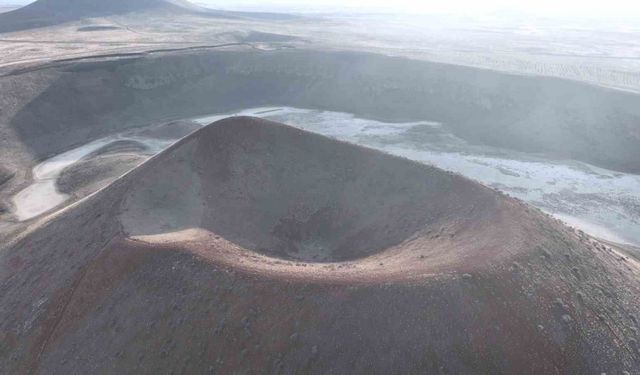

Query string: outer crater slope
1 117 639 375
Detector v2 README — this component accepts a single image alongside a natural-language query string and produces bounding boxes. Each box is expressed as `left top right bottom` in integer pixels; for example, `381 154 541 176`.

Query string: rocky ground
1 2 640 92
56 152 147 198
1 118 638 374
0 3 639 373
2 47 640 243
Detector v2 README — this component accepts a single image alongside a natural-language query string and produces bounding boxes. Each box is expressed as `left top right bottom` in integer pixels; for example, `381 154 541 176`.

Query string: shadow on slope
6 50 640 176
121 117 508 265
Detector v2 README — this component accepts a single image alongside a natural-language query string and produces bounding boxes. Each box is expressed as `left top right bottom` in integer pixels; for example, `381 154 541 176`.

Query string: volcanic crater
1 0 640 372
1 117 639 375
119 117 540 281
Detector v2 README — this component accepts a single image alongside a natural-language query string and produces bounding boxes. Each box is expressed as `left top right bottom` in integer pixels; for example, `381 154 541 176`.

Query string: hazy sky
1 0 640 18
206 0 640 17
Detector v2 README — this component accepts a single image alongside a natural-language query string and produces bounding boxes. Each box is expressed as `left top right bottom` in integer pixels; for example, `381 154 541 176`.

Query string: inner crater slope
120 117 547 280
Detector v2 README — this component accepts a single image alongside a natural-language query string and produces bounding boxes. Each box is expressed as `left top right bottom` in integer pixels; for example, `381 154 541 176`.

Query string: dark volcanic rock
1 117 638 375
0 0 200 33
0 165 14 187
0 0 295 33
57 153 147 197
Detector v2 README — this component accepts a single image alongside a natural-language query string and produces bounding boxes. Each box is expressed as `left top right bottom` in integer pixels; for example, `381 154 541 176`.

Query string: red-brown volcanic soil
1 117 639 374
